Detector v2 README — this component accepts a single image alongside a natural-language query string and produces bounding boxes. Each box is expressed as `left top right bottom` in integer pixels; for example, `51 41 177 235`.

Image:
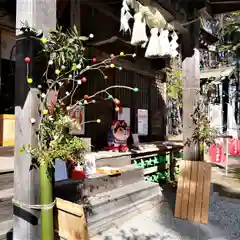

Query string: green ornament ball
108 95 113 100
133 87 139 92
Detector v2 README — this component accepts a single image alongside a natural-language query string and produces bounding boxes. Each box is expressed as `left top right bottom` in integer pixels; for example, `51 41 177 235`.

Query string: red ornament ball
81 77 87 83
25 57 31 63
110 54 115 60
84 95 89 100
113 98 120 105
92 57 97 63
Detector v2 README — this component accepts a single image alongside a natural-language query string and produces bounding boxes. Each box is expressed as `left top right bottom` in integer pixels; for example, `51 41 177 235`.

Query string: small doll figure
105 120 130 152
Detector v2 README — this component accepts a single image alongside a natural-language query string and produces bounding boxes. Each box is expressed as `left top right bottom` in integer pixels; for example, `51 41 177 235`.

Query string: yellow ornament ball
55 69 60 75
110 64 115 68
115 106 120 112
72 65 77 71
27 78 33 84
120 52 124 56
40 38 47 44
96 119 101 123
43 109 48 115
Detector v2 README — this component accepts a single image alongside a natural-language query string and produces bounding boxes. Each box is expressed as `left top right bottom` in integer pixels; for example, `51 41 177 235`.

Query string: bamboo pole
40 164 54 240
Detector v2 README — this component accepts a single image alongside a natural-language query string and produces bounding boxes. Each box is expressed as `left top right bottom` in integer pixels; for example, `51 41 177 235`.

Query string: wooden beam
81 0 119 22
14 0 56 239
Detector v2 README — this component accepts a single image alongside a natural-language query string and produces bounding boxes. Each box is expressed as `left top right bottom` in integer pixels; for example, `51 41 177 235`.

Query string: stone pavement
92 186 240 240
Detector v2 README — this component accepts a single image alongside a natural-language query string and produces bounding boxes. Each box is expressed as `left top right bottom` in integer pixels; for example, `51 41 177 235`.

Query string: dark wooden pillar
181 19 201 161
14 1 56 239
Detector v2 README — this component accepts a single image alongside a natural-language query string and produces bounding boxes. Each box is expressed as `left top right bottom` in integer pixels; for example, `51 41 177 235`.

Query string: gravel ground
93 193 240 240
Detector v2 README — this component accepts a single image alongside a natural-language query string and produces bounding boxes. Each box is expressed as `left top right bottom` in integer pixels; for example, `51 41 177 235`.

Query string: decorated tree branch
21 25 139 239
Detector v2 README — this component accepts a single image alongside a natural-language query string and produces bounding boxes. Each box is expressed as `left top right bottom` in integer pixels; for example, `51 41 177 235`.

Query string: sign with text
137 109 148 136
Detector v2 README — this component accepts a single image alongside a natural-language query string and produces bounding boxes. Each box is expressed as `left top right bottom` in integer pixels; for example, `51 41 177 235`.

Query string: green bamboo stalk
40 163 54 240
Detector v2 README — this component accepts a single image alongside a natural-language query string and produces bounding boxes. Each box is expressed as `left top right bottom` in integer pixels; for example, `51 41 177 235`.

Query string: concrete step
55 165 144 201
0 220 12 240
0 173 13 191
86 180 163 236
95 152 131 167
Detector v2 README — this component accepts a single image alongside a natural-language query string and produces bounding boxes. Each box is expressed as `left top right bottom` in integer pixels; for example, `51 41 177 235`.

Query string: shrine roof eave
208 0 240 15
200 28 219 44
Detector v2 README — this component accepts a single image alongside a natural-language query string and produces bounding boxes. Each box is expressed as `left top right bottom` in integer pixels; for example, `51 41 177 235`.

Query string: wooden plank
187 161 198 221
193 162 205 223
200 163 212 224
180 160 191 219
174 160 185 218
55 198 89 240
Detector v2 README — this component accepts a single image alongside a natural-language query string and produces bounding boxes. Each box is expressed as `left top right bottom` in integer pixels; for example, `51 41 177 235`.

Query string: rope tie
12 198 56 210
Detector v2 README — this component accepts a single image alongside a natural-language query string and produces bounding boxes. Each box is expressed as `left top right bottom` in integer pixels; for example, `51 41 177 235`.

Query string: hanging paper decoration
120 0 133 33
158 29 171 57
131 12 148 46
145 28 161 58
170 31 179 58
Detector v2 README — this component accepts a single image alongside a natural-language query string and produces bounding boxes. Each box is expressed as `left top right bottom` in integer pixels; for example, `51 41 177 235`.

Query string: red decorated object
72 169 86 180
25 57 31 63
209 141 225 163
81 77 87 83
92 57 97 62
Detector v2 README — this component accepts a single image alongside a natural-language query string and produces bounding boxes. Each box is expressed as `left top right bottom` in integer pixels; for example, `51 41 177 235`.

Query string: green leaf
73 25 78 35
79 36 89 41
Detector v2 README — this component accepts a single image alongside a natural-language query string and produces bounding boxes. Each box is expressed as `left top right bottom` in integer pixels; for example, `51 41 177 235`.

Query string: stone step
95 152 131 167
0 220 12 240
86 180 163 236
55 165 144 201
0 173 13 191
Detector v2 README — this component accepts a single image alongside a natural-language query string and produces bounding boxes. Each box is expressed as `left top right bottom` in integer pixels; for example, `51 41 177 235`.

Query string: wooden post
0 29 2 94
181 19 201 161
14 1 56 239
70 0 81 32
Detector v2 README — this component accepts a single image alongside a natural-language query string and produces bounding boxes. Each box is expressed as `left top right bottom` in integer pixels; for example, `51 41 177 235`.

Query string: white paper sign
118 107 130 126
138 109 148 136
209 104 222 133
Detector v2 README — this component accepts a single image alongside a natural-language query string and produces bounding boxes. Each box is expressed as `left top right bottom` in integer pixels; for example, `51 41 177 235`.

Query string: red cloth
228 139 238 155
209 142 225 163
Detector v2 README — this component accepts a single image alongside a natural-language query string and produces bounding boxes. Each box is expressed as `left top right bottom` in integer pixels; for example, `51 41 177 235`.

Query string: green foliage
166 58 182 103
219 12 240 52
20 25 91 168
185 82 219 148
42 25 87 69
